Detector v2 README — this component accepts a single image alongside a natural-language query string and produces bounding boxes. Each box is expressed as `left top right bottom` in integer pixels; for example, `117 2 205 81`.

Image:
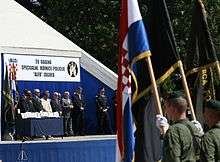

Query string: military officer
96 87 113 135
17 89 29 113
156 91 203 162
200 99 220 162
23 90 36 112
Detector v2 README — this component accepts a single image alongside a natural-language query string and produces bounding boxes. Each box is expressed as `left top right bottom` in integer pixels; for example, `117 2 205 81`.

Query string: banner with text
3 53 80 82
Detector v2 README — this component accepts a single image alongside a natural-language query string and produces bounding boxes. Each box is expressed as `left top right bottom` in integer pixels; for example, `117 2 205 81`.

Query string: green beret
205 99 220 111
165 91 186 100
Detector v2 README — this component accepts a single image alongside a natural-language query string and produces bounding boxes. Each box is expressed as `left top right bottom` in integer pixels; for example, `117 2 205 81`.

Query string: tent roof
0 0 117 90
0 0 81 52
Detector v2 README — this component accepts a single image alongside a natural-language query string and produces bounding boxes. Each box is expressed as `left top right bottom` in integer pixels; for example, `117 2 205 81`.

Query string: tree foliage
16 0 220 72
16 0 120 72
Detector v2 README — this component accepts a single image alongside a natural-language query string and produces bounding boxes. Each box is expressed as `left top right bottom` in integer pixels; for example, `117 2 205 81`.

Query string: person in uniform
62 91 74 136
72 87 85 136
156 91 203 162
200 99 220 161
23 90 36 112
15 90 35 140
17 89 29 113
32 89 43 112
96 87 113 135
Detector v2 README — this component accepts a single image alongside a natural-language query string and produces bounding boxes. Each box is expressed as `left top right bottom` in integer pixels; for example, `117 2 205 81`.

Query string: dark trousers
98 112 113 135
75 111 85 135
63 114 73 135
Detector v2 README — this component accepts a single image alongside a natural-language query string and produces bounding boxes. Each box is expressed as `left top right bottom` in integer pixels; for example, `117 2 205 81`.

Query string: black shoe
46 135 53 140
68 132 74 136
80 132 85 136
64 132 68 136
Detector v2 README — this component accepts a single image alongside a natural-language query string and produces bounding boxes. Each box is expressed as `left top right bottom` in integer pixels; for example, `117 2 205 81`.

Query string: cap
76 86 83 92
43 90 50 95
164 90 186 100
64 91 70 95
34 89 40 93
100 87 105 92
23 89 29 95
205 99 220 111
26 90 32 96
27 90 32 94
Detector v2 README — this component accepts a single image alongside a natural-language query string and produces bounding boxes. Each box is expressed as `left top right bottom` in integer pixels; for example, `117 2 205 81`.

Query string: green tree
16 0 119 72
16 0 220 72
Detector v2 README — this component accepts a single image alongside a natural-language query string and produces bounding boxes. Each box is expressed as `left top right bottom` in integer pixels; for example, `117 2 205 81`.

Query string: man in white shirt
41 91 52 112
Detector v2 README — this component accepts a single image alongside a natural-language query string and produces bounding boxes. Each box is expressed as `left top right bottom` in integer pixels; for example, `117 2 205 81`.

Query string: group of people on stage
15 86 113 137
156 91 220 162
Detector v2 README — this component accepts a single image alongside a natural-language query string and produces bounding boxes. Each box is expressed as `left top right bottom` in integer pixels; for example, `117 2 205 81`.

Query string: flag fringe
132 60 181 104
130 51 151 103
186 61 220 77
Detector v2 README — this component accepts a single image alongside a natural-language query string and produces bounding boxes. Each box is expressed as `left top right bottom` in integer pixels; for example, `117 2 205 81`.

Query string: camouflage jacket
201 121 220 162
162 119 199 162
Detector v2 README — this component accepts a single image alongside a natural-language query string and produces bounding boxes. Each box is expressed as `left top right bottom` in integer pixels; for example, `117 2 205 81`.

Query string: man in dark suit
62 91 74 136
72 87 85 136
32 89 43 112
51 92 62 115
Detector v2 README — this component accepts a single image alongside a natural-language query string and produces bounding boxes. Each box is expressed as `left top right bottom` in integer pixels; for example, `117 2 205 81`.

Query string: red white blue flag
116 0 151 162
9 63 17 104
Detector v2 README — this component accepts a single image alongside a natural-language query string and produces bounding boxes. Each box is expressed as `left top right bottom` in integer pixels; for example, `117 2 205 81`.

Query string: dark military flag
131 54 162 162
134 0 183 102
147 0 181 83
2 65 14 131
134 96 161 162
134 0 184 161
186 0 219 125
186 0 218 72
194 68 215 126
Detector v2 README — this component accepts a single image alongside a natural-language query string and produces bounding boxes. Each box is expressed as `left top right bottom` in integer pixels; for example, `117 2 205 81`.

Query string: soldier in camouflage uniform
201 99 220 162
156 91 203 162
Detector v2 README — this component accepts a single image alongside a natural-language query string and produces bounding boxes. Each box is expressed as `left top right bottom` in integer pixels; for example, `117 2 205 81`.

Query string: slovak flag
116 0 151 162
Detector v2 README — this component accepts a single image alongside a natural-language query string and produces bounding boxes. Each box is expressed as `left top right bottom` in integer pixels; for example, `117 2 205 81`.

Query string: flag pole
179 61 196 120
209 67 216 99
215 61 220 80
145 57 163 115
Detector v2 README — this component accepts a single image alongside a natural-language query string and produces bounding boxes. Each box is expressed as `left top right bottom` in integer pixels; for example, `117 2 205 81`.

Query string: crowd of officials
156 91 220 162
15 86 113 137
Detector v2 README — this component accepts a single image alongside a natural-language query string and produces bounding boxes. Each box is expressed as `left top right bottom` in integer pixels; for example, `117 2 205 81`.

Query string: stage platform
0 135 116 162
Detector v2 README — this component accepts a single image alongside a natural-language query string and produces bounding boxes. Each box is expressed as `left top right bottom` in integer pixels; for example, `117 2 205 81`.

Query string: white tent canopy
0 0 117 89
0 0 81 52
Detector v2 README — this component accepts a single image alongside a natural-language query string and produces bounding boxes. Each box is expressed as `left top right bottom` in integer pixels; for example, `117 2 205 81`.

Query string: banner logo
67 61 78 77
